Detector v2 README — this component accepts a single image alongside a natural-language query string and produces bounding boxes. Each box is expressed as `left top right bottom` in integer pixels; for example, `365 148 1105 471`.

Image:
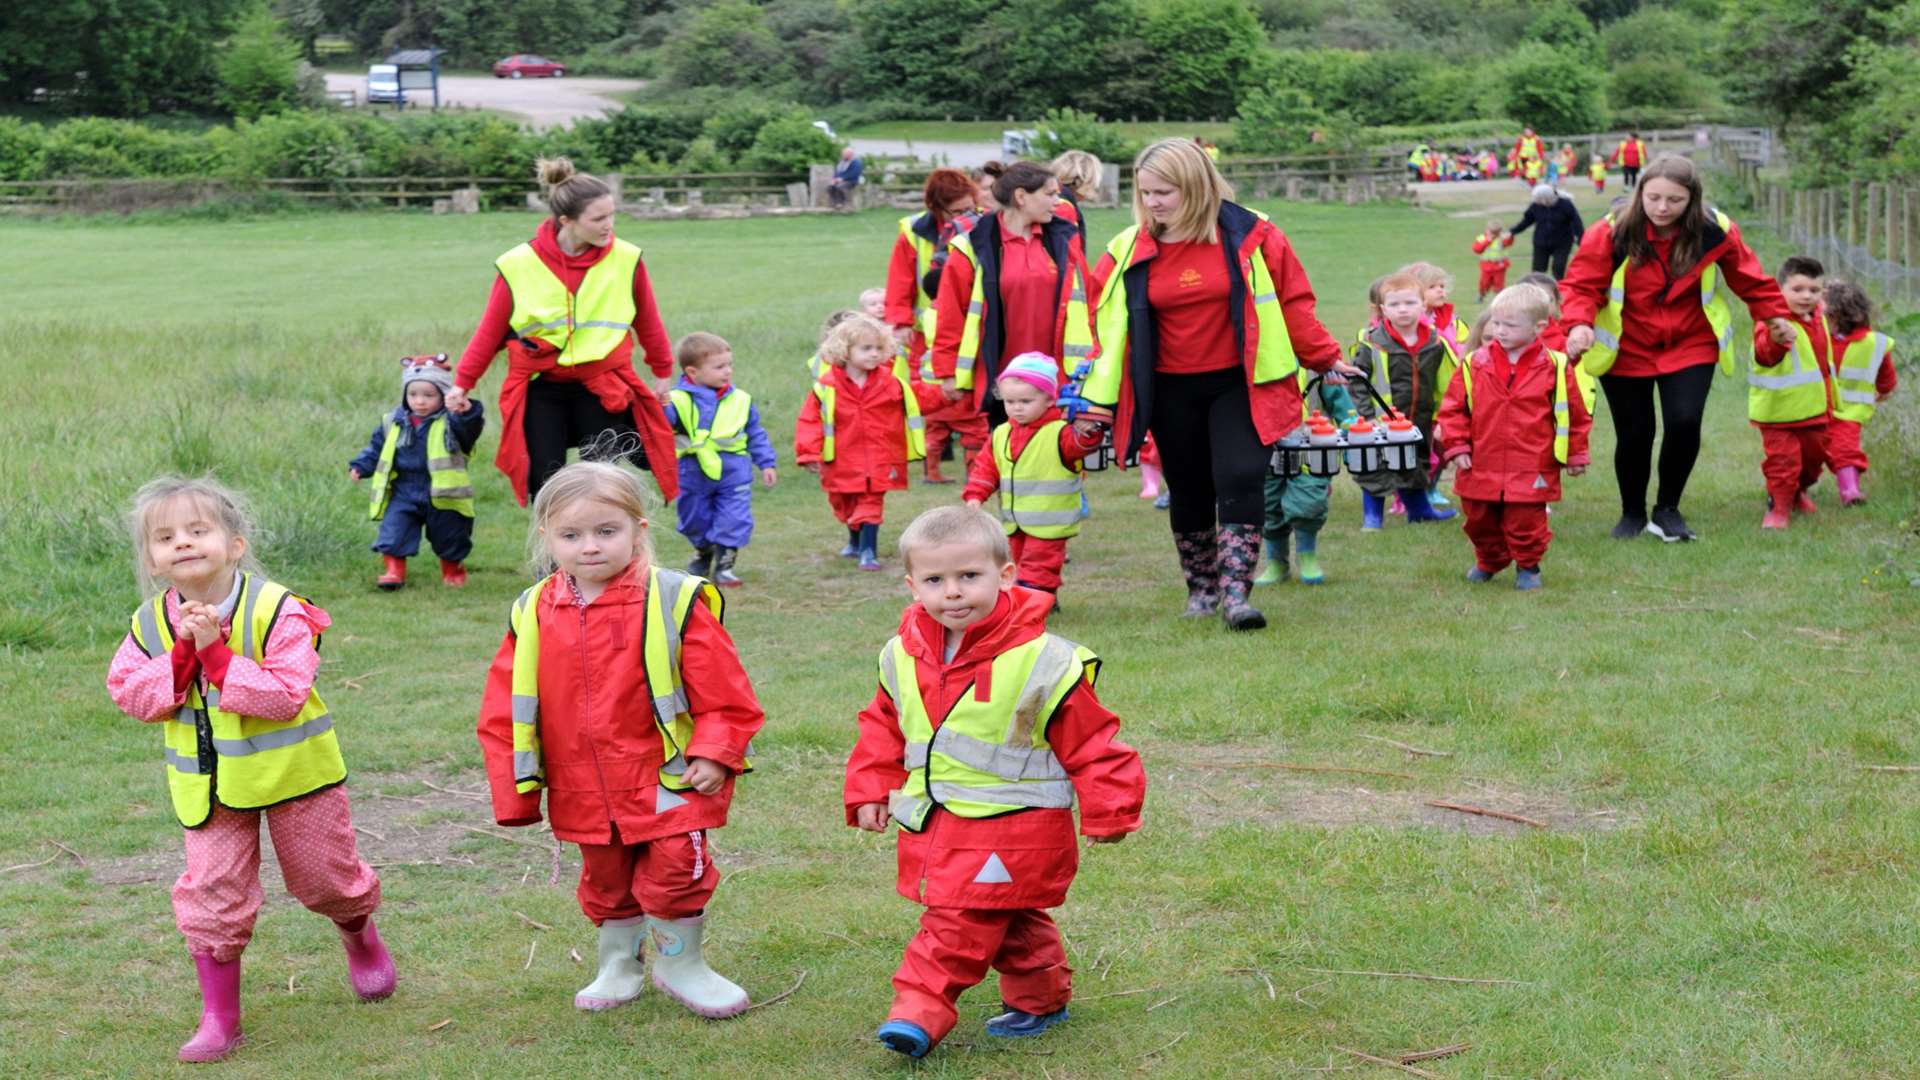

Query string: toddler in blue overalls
349 355 486 589
664 332 778 586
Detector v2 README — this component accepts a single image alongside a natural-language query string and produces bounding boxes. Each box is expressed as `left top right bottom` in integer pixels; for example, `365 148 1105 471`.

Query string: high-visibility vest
878 631 1095 832
810 371 926 463
1515 135 1543 161
1832 331 1895 424
668 387 752 481
507 566 741 795
128 576 345 828
949 230 1094 392
990 420 1083 539
366 415 473 520
1358 326 1461 410
1407 144 1429 168
1747 317 1835 424
1617 139 1646 166
1458 348 1574 464
1477 233 1510 264
1088 219 1297 406
1589 160 1607 181
1585 209 1738 377
898 214 939 349
495 238 642 366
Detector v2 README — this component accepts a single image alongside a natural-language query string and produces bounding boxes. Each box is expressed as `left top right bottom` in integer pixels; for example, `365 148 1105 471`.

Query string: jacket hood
531 217 614 275
897 586 1053 667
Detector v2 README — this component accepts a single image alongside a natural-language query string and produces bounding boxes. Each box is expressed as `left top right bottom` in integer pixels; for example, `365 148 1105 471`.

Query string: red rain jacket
794 364 950 493
844 589 1145 910
1438 340 1593 503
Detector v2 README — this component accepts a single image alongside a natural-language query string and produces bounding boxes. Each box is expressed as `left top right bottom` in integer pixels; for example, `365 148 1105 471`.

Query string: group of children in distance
110 464 1139 1062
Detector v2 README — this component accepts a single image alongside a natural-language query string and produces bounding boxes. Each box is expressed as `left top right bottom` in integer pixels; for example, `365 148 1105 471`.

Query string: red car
493 55 566 79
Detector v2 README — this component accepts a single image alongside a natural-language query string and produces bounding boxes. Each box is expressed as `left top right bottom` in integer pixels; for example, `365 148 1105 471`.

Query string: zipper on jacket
574 599 618 830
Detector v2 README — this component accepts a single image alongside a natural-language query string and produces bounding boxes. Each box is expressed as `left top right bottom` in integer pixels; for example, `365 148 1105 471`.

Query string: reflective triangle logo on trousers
972 853 1012 884
1533 474 1549 489
656 787 687 813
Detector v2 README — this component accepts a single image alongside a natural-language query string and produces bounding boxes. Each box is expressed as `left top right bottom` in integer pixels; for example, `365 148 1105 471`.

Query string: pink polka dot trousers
173 786 381 962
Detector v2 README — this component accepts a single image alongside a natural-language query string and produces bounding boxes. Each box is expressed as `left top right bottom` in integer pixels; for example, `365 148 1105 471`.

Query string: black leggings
1532 241 1572 279
1147 368 1269 532
524 378 647 501
1623 166 1640 187
1598 363 1716 516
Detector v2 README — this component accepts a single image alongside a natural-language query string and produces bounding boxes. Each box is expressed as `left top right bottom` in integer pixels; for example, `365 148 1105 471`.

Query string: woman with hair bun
449 157 680 505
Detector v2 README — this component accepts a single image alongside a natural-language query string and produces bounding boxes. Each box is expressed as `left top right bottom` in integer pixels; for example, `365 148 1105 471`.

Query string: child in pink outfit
106 477 394 1064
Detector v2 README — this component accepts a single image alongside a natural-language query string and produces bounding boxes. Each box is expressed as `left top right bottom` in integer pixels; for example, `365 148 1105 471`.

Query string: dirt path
322 74 645 130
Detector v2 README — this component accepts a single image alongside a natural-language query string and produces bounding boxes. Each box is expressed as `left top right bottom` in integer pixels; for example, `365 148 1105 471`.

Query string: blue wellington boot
985 1005 1069 1038
876 1019 931 1057
1402 487 1456 522
1360 491 1385 531
857 523 882 571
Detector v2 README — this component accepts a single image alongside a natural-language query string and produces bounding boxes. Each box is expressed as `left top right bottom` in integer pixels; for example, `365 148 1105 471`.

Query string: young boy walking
1353 272 1460 528
845 507 1145 1059
1749 256 1836 529
664 332 777 585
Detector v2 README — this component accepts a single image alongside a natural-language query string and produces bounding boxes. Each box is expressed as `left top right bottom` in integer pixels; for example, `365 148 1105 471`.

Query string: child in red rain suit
1822 281 1899 505
846 507 1145 1059
963 353 1101 607
796 315 952 570
476 462 764 1019
1750 256 1838 529
1438 285 1593 590
1472 221 1515 302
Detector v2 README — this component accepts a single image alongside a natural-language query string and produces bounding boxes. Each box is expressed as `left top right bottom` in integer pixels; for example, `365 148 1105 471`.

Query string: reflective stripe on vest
1478 233 1510 264
668 387 753 481
506 567 736 795
1459 348 1573 464
1747 318 1835 424
1087 218 1298 406
877 632 1096 832
367 415 474 520
899 214 940 364
949 230 1095 392
495 238 643 366
1586 209 1736 377
991 420 1083 539
1833 331 1894 424
128 575 344 829
809 373 926 464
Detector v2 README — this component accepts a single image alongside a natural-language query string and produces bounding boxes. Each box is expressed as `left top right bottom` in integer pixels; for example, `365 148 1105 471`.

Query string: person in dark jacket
829 147 864 210
349 355 486 589
1509 184 1586 279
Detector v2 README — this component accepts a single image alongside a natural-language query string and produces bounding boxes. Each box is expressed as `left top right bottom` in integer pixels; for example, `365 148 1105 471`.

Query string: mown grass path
1 201 1914 1077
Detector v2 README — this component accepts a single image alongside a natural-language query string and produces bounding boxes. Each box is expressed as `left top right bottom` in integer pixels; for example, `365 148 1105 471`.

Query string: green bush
0 118 44 180
704 101 804 159
1033 108 1139 162
1501 43 1606 135
1136 0 1269 120
217 5 305 121
226 112 374 180
661 0 791 89
1231 84 1331 155
37 118 218 179
675 136 733 174
1609 60 1710 114
742 113 838 173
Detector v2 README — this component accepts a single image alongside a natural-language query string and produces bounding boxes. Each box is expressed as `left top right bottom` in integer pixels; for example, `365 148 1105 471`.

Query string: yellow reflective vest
899 213 940 363
990 420 1083 540
367 415 474 519
1747 317 1835 424
879 631 1095 832
668 387 752 481
1087 215 1298 408
1585 209 1738 377
1833 331 1894 424
128 576 345 828
1458 348 1575 464
948 228 1095 392
495 238 642 366
810 371 927 463
507 566 740 795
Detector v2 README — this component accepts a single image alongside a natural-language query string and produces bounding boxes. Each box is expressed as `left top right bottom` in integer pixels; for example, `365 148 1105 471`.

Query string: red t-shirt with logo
1148 239 1238 374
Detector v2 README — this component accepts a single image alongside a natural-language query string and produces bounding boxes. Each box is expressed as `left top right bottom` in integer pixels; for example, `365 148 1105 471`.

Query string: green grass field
2 198 1916 1078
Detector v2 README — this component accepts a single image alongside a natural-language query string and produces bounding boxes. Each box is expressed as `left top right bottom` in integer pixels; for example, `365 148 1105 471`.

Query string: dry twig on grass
1145 994 1181 1012
339 668 385 691
1213 762 1418 781
1227 966 1276 1000
569 948 582 963
523 941 537 970
426 1019 455 1033
1077 985 1163 1002
1136 1031 1188 1061
1398 1042 1470 1064
513 910 552 931
1858 764 1920 773
421 779 486 800
1335 1045 1441 1078
1305 967 1528 986
1 840 85 874
1358 735 1452 758
1426 800 1548 829
353 825 386 843
286 973 298 993
453 824 554 852
49 840 84 864
740 969 808 1012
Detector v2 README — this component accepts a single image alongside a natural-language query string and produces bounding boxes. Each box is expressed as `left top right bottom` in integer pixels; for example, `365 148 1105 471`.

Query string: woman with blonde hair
1083 138 1360 630
1050 149 1104 251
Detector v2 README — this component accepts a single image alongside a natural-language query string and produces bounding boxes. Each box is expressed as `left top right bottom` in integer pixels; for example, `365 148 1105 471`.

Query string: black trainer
1609 513 1648 540
1646 506 1696 542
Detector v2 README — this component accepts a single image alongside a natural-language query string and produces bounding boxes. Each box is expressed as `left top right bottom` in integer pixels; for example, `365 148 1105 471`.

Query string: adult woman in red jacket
1561 155 1794 541
929 161 1099 427
1084 138 1358 630
448 158 679 506
884 168 985 481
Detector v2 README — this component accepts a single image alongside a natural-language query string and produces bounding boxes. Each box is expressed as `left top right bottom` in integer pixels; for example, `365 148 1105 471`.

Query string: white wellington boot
574 916 647 1011
646 915 749 1018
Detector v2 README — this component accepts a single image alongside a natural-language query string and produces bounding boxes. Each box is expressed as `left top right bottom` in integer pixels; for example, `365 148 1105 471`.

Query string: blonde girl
475 461 764 1018
106 476 392 1064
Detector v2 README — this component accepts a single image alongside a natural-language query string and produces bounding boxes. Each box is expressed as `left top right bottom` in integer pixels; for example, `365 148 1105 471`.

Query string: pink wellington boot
1138 462 1163 499
338 916 397 1001
1761 494 1790 530
1793 488 1818 515
1836 466 1865 506
179 953 244 1063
